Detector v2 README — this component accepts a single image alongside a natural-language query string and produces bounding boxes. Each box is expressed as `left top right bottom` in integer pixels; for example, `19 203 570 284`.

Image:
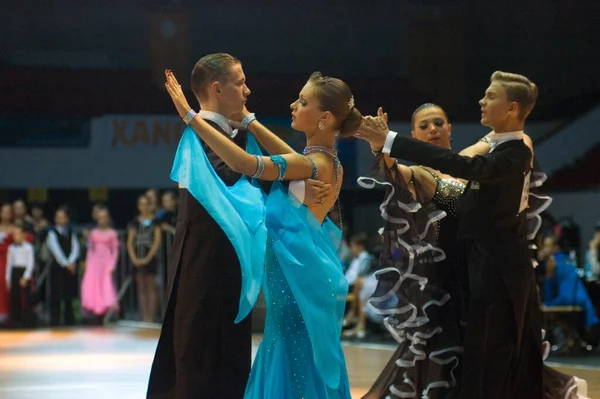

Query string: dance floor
0 326 598 399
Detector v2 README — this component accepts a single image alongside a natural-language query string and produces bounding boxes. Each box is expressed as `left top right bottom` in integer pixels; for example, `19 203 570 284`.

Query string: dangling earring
318 120 325 131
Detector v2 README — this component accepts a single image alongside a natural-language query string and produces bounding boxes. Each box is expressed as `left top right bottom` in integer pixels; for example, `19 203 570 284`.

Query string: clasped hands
354 107 390 150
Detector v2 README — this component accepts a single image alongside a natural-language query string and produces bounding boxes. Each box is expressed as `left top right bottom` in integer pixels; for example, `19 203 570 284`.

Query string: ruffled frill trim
533 168 587 399
527 161 553 267
540 329 586 399
357 156 463 398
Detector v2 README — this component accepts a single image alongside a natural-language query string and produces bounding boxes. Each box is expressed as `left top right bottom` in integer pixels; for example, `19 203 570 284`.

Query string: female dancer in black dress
358 104 470 398
358 104 588 399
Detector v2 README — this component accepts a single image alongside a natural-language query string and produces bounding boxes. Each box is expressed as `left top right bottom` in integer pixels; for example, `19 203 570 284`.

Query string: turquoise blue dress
244 182 351 399
172 127 351 398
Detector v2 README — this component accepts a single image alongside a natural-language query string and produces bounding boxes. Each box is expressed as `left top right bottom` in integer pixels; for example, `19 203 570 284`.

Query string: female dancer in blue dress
164 69 360 399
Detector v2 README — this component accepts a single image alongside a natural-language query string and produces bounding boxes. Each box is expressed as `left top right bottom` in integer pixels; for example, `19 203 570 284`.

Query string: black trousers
147 190 252 399
458 239 543 399
49 263 77 326
9 266 32 326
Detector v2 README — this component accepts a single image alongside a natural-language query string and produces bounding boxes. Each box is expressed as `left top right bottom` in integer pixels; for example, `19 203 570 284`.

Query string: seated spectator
344 233 372 287
585 223 600 280
342 233 375 338
542 236 600 345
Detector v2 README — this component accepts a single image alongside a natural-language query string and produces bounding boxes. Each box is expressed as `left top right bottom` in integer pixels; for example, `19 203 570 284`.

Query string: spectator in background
81 208 119 325
82 203 109 241
46 207 80 326
146 188 165 220
30 203 50 235
159 191 178 236
12 199 34 233
541 236 600 345
343 232 375 338
91 203 106 223
127 195 161 323
586 223 600 280
0 204 15 324
5 224 35 328
344 233 372 286
158 191 178 280
337 239 352 272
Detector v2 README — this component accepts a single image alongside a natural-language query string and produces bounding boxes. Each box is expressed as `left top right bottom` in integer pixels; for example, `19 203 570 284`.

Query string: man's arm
386 134 531 184
67 233 80 265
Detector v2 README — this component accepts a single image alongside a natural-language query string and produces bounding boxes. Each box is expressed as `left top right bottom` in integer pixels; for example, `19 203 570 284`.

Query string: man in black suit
356 71 543 399
147 53 330 399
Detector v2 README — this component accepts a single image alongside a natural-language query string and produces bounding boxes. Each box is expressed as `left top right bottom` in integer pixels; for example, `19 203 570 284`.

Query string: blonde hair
490 71 538 120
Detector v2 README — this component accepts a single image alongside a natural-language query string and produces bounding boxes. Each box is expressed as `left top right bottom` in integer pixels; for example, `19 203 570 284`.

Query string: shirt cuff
288 180 305 204
382 131 398 154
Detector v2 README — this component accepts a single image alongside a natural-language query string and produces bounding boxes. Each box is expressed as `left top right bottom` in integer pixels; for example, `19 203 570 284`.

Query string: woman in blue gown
164 69 362 398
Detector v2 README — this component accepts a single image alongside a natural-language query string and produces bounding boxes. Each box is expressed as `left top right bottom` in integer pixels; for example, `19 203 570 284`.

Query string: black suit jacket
149 119 254 398
201 120 247 186
389 135 532 240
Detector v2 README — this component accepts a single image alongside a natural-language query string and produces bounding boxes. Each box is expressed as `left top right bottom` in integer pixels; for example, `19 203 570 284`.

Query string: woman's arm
523 133 534 156
459 132 533 158
161 223 176 235
459 140 491 157
126 227 140 265
141 226 162 265
109 230 120 272
165 71 316 181
231 114 296 155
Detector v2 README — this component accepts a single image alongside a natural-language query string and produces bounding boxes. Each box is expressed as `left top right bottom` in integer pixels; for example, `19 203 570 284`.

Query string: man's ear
210 81 221 95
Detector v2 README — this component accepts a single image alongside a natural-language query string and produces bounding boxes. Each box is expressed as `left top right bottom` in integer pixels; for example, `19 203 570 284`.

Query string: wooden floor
0 326 598 399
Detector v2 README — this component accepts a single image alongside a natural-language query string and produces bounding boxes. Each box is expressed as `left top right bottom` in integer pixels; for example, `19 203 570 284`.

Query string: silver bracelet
241 113 256 129
183 109 197 125
479 136 492 145
251 155 265 179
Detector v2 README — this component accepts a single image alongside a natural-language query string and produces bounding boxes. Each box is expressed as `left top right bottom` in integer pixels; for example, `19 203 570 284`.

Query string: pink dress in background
81 228 120 315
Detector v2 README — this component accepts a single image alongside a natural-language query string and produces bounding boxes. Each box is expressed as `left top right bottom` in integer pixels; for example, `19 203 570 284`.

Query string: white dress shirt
6 241 35 281
486 131 524 152
197 110 237 138
382 131 398 154
46 226 80 268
